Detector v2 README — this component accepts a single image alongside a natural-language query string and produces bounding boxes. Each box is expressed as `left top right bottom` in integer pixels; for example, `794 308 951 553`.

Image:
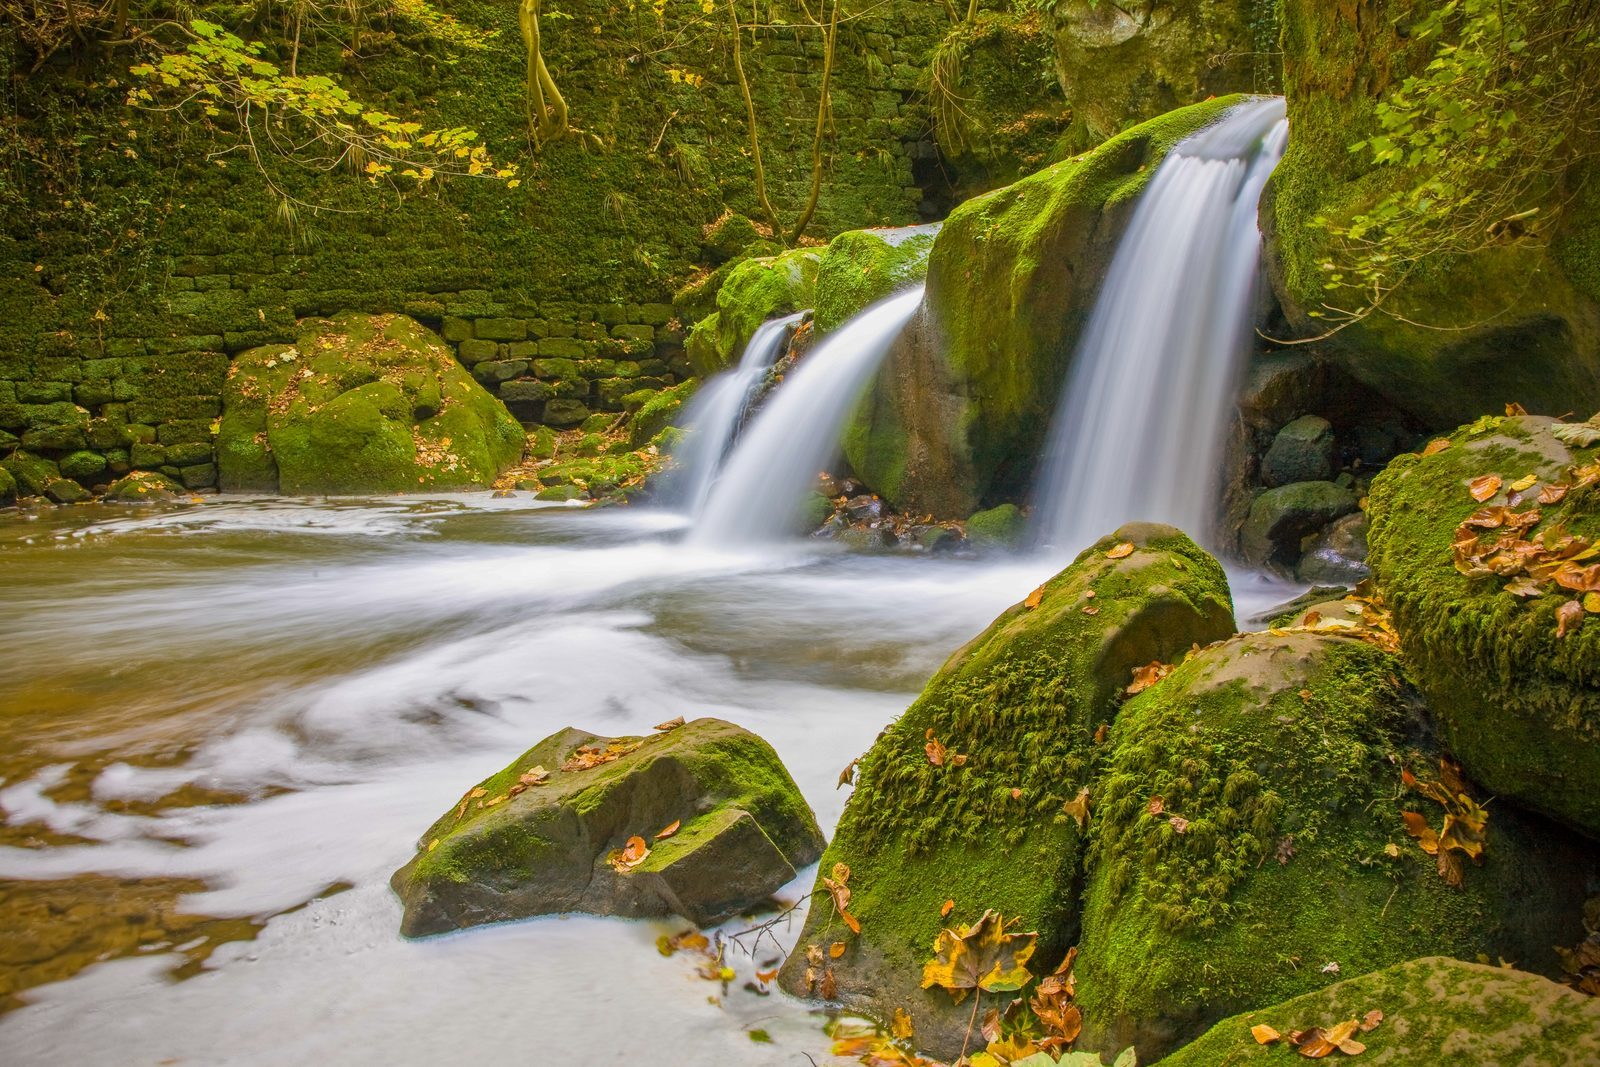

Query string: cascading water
664 311 803 516
690 286 923 547
1030 97 1289 552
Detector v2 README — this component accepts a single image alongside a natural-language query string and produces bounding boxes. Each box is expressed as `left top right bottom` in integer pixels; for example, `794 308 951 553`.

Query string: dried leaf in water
1107 541 1135 559
1558 599 1586 638
656 820 681 840
1422 438 1451 456
1252 1024 1282 1045
1062 787 1091 830
1025 584 1046 610
1469 474 1503 502
891 1008 914 1041
654 716 685 732
830 941 847 959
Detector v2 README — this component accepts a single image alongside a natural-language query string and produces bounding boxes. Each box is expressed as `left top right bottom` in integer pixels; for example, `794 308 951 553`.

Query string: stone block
180 463 218 489
457 339 499 365
533 358 580 380
472 360 529 384
474 317 527 342
130 443 167 468
611 324 656 343
575 359 618 379
442 316 474 342
166 441 214 466
75 381 115 409
18 381 72 404
157 419 214 446
542 398 590 427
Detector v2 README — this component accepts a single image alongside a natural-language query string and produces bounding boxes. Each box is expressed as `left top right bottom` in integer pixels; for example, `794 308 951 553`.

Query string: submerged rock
778 524 1235 1057
391 718 823 937
1160 956 1600 1066
218 313 524 495
1367 414 1600 837
1075 627 1595 1059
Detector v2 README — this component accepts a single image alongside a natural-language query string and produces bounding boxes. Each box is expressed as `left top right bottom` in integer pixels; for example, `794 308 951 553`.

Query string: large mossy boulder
1052 0 1268 156
814 226 937 335
1162 956 1600 1066
1267 0 1600 427
846 96 1242 517
778 524 1235 1057
1075 626 1596 1060
684 248 819 377
1366 414 1600 837
217 312 524 495
391 718 823 937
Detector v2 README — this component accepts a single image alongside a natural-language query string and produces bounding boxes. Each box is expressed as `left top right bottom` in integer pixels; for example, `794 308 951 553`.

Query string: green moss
780 526 1235 1056
686 249 820 376
104 470 183 501
0 466 15 505
629 379 697 448
1075 627 1591 1058
1162 957 1600 1066
815 228 936 335
965 502 1024 548
1366 415 1600 835
217 313 522 494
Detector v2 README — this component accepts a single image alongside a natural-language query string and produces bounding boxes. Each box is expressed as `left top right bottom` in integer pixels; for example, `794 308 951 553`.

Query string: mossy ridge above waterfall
868 94 1243 514
1267 0 1600 427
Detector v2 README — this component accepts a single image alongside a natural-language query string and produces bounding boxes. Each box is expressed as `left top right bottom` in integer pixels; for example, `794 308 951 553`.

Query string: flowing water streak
1031 97 1289 552
691 286 923 546
664 312 804 515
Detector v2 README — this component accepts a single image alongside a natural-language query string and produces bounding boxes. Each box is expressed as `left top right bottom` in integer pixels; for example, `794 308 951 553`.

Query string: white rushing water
1031 97 1290 552
664 312 804 516
691 287 923 547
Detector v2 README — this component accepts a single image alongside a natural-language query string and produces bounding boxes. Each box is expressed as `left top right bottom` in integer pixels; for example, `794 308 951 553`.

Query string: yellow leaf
890 1007 913 1040
1107 541 1135 559
921 910 1037 1003
1252 1024 1282 1044
1510 473 1538 492
1024 584 1046 610
656 820 681 839
1062 786 1091 830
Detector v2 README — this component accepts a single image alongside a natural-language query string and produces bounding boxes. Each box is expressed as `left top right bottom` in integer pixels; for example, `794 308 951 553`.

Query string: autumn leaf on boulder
1125 661 1171 696
1421 438 1451 456
1025 584 1046 610
921 909 1037 1004
563 740 641 771
654 716 685 732
1106 541 1135 559
608 835 650 873
1062 787 1091 830
822 861 862 934
1252 1024 1282 1044
1030 946 1082 1045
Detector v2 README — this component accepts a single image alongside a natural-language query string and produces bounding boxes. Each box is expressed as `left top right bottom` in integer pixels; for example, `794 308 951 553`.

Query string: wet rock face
1296 512 1371 586
1160 956 1600 1066
1240 480 1359 572
1262 415 1335 487
779 523 1236 1060
390 718 823 937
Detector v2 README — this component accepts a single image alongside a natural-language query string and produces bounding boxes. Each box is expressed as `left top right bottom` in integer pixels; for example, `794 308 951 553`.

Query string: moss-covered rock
1266 0 1600 427
1239 481 1360 572
629 379 698 448
1161 956 1600 1066
928 11 1073 194
390 718 823 936
0 465 15 506
849 96 1243 517
1366 414 1600 837
685 249 821 377
1052 0 1271 156
0 449 59 497
965 502 1025 549
104 470 183 502
779 524 1235 1058
815 227 938 336
1075 627 1596 1060
217 313 523 495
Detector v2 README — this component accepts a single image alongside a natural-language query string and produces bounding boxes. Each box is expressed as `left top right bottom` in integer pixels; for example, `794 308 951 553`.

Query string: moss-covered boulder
391 718 823 937
684 248 820 377
1051 0 1269 156
1162 956 1600 1066
104 470 183 502
965 502 1025 549
1366 414 1600 837
628 379 697 448
0 465 15 506
1239 481 1360 572
217 313 524 495
1075 627 1596 1060
848 96 1242 517
1267 0 1600 427
778 524 1235 1057
815 226 938 335
0 448 88 504
929 11 1072 192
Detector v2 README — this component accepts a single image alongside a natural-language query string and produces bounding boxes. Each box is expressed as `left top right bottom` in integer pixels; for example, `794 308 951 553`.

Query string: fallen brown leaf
654 716 685 732
656 820 681 840
1469 474 1503 502
1421 438 1451 456
1252 1024 1282 1045
1025 584 1046 610
1062 787 1091 830
1107 541 1135 559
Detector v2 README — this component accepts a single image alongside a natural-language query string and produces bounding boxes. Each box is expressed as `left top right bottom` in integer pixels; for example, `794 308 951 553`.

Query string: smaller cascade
1031 96 1289 554
664 312 803 515
691 287 923 547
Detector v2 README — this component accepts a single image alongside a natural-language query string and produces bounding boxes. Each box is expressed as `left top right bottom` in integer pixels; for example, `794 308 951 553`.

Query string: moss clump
217 313 523 494
1161 957 1600 1066
0 466 15 505
1268 0 1600 427
815 228 937 335
779 524 1235 1058
1366 415 1600 836
391 718 824 936
856 96 1242 516
685 249 820 376
965 502 1025 549
104 470 182 501
629 379 697 448
1075 627 1596 1060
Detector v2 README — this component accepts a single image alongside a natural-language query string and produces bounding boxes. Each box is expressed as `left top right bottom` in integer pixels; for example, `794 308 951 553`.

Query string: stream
0 495 1295 1065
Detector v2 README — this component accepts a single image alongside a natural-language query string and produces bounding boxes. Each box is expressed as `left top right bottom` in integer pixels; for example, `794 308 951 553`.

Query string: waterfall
1030 96 1289 552
664 312 803 516
691 287 923 547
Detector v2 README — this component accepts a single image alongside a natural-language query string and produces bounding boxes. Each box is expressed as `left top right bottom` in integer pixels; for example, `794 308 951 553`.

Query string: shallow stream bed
0 495 1293 1065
